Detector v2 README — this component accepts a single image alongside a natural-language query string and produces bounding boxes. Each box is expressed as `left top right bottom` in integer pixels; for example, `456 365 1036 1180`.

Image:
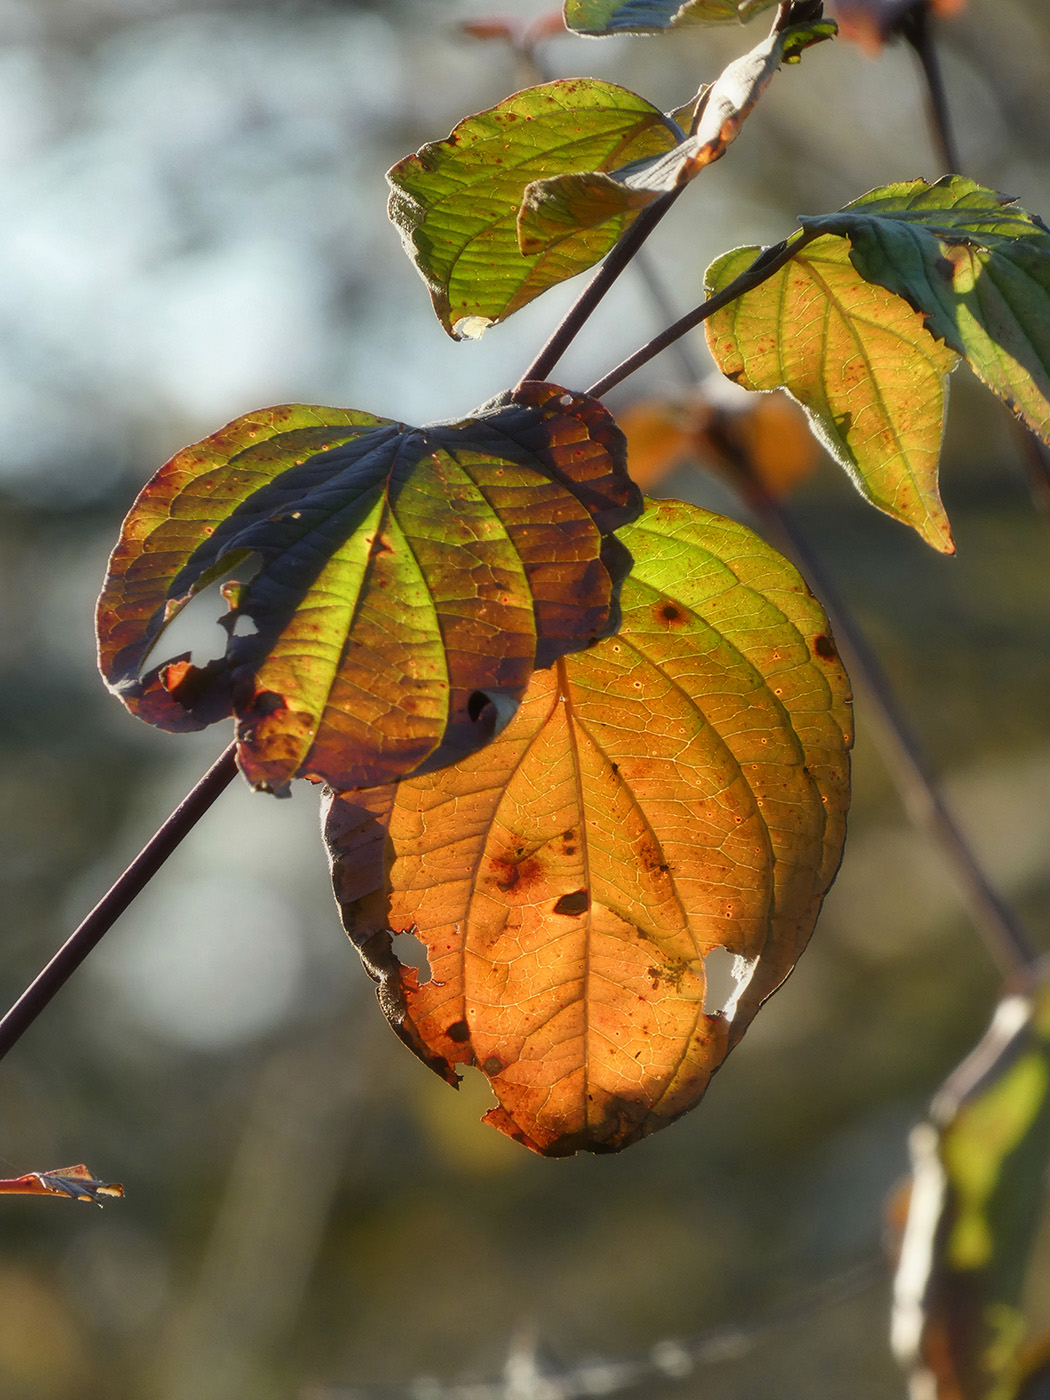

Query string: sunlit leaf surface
387 80 680 337
520 24 835 256
325 498 851 1156
563 0 778 35
97 385 640 793
705 234 958 551
893 980 1050 1400
802 177 1050 451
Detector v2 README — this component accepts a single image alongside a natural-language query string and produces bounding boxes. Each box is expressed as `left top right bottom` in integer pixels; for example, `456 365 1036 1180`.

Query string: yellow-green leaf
704 235 959 552
563 0 778 35
386 80 680 338
802 176 1050 453
324 498 852 1156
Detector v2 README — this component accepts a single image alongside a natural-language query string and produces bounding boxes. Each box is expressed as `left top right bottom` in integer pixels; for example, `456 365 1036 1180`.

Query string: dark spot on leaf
483 1056 503 1076
660 603 683 623
553 889 590 916
251 689 287 717
446 1020 470 1043
814 634 836 660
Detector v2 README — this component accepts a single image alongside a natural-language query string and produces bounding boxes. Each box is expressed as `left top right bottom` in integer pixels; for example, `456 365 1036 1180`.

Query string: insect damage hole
701 947 757 1020
466 689 519 741
390 931 432 985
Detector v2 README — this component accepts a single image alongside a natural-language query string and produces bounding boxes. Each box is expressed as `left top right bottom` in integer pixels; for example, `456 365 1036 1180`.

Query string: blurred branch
305 1260 879 1400
0 742 238 1061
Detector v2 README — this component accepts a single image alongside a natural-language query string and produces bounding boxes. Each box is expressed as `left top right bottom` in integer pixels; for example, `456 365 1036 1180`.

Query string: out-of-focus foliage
892 979 1050 1400
563 0 778 35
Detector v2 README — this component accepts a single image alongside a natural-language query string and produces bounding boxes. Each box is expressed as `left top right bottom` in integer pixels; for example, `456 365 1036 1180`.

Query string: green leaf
324 497 852 1156
386 80 680 338
520 24 835 257
96 385 640 794
893 980 1050 1400
563 0 778 35
801 176 1050 450
704 235 959 552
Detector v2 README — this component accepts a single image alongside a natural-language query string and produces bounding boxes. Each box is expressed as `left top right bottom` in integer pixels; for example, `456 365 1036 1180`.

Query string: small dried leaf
325 498 851 1156
519 24 835 256
0 1165 124 1206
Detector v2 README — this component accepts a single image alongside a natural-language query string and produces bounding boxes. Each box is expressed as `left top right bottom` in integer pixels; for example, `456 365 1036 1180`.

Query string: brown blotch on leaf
553 889 590 916
446 1019 471 1043
813 634 836 660
659 603 684 623
482 1056 503 1076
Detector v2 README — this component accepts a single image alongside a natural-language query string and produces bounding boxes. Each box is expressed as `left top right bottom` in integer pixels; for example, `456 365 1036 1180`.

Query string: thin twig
900 3 961 175
587 232 819 399
0 742 239 1062
514 188 686 391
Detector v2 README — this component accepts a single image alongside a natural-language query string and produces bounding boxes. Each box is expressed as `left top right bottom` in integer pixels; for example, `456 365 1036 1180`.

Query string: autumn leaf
800 177 1050 452
519 24 835 257
832 0 966 56
704 233 958 551
386 81 681 338
96 385 640 794
563 0 778 35
0 1165 124 1206
892 979 1050 1400
324 498 851 1156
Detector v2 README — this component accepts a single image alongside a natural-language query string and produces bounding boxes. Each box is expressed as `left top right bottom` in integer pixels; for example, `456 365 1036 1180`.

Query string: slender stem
514 188 685 390
588 231 818 399
0 743 239 1062
901 3 961 174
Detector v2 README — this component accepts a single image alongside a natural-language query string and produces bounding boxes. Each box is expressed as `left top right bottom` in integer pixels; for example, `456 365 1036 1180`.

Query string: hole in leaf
466 689 519 741
390 931 432 985
701 947 757 1021
231 614 258 638
139 552 261 675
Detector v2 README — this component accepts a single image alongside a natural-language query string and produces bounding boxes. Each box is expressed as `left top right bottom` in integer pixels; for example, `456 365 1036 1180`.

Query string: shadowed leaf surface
0 1165 124 1206
386 80 680 338
893 980 1050 1400
96 385 639 793
325 498 851 1156
801 177 1050 452
563 0 778 34
704 234 958 551
520 25 835 256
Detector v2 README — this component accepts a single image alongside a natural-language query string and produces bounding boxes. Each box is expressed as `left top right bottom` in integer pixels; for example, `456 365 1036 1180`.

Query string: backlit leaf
892 980 1050 1400
801 177 1050 451
0 1165 124 1206
704 233 958 551
386 81 680 338
563 0 778 35
324 498 851 1156
96 385 640 793
520 24 835 256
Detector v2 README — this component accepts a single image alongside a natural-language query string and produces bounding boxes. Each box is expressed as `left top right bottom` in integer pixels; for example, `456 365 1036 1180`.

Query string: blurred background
0 1 1048 1396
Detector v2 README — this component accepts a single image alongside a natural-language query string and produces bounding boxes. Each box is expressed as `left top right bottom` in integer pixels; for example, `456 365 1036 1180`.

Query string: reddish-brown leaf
0 1165 124 1206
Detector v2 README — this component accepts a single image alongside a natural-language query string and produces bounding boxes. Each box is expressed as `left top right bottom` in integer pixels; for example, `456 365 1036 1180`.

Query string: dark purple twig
0 743 239 1062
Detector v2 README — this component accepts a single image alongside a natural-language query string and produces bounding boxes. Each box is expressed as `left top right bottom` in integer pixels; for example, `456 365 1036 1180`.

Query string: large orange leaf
324 499 852 1155
96 385 638 793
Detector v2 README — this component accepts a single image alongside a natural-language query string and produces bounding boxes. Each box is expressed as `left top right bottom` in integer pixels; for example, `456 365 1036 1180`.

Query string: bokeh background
1 1 1048 1397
